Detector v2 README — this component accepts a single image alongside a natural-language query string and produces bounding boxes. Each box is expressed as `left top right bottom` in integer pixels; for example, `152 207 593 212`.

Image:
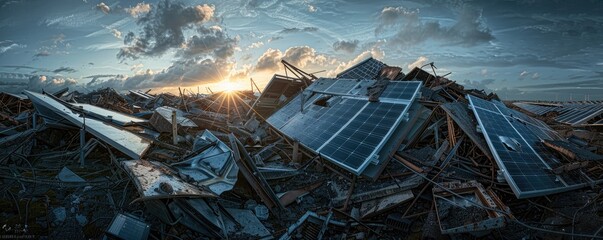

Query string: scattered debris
2 58 603 239
105 213 150 240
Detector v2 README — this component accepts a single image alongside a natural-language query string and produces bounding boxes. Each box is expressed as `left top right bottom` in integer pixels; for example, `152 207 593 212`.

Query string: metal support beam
172 110 177 145
80 107 86 167
292 140 300 163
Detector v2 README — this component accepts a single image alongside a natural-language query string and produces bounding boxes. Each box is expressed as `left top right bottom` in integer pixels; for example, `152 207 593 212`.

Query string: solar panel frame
515 102 603 126
468 95 602 198
267 79 422 175
336 58 386 80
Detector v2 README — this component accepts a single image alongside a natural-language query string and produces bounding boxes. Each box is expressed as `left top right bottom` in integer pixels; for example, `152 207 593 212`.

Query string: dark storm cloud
333 40 359 53
110 0 239 90
117 0 216 60
177 26 238 60
377 6 494 46
279 27 318 34
52 66 76 74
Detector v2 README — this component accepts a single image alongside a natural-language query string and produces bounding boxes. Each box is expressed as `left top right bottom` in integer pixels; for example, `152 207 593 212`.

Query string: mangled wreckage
1 57 603 239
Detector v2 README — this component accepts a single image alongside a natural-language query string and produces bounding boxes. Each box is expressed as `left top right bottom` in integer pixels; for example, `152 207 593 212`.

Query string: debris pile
1 58 603 239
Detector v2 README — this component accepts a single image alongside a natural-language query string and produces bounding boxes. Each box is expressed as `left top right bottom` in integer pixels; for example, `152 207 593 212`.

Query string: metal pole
80 106 85 167
32 113 37 146
172 110 178 145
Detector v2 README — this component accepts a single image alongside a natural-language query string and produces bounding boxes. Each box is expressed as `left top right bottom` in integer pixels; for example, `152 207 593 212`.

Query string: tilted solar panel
336 58 386 80
267 78 422 175
469 95 601 198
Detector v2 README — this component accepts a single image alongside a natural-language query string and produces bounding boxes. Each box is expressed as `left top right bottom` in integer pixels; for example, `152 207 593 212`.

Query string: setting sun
222 81 237 92
214 80 243 93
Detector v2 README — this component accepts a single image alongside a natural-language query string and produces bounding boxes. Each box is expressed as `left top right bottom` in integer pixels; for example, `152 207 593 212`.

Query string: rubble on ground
1 58 603 239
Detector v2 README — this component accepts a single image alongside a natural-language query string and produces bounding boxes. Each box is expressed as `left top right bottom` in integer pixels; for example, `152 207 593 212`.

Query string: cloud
118 1 216 60
1 0 21 8
53 67 77 74
255 49 282 72
85 74 117 79
377 6 419 31
88 58 232 90
460 78 496 91
129 63 144 72
333 40 359 53
408 56 429 70
34 33 70 57
52 33 66 45
531 72 540 80
1 65 48 72
126 2 151 18
84 42 122 51
267 36 283 42
96 2 110 14
110 28 122 39
377 6 494 47
0 72 35 80
308 5 317 12
0 40 26 54
229 64 252 80
34 50 50 57
246 41 264 50
254 46 328 72
519 79 603 89
27 75 78 92
176 25 238 60
279 27 318 34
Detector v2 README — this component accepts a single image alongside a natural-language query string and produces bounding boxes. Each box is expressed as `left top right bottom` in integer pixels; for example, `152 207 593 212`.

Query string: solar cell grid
319 102 406 171
515 102 603 126
336 58 386 80
267 78 422 175
468 95 574 198
380 81 421 100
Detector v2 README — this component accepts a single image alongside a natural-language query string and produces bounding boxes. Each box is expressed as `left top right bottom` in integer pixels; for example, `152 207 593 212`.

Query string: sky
0 0 602 100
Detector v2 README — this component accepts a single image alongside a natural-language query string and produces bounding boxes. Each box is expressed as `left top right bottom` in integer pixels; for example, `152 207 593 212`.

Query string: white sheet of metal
25 90 151 159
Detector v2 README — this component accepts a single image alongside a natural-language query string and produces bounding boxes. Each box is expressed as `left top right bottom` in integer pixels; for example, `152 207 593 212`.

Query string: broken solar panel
514 102 603 126
468 95 602 198
555 103 603 125
25 91 151 159
513 102 559 116
336 58 386 80
267 78 422 175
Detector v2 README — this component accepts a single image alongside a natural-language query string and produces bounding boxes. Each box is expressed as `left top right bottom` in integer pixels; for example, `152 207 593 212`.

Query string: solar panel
513 102 559 116
468 95 601 198
267 78 422 175
318 102 407 172
336 58 386 80
514 102 603 126
555 104 603 125
380 82 422 100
